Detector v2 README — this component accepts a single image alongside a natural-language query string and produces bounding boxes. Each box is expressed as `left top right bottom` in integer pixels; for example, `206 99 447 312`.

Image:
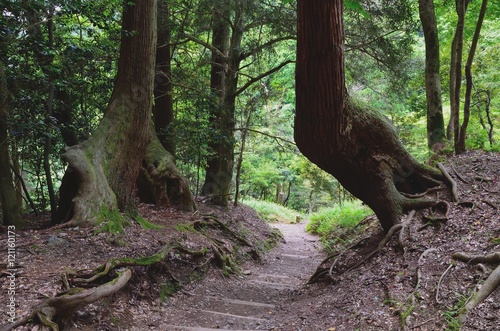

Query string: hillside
0 151 498 331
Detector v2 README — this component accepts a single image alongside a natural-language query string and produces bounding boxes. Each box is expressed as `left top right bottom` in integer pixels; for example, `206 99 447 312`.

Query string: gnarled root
452 251 500 324
0 270 132 331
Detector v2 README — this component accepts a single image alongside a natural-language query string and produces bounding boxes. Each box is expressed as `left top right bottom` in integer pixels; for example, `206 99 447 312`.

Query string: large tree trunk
418 0 445 151
137 131 196 211
0 62 23 227
201 1 233 206
55 0 158 225
295 0 443 232
154 0 176 155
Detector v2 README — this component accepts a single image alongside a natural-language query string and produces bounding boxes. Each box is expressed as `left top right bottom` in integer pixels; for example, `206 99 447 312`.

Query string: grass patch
241 198 302 223
306 200 373 237
306 200 373 252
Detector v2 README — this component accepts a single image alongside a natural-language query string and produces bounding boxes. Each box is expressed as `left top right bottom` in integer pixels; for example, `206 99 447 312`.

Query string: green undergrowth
306 200 373 252
241 198 302 223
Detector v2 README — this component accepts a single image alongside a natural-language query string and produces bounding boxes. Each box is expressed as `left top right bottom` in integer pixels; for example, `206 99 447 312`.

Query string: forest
0 0 499 330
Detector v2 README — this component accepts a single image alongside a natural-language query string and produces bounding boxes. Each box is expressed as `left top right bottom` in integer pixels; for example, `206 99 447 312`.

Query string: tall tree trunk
234 111 252 207
452 0 469 154
43 13 57 221
295 0 443 232
0 62 23 227
55 0 158 225
418 0 445 151
154 0 176 155
457 0 488 152
201 1 232 206
141 0 195 211
54 88 79 147
447 33 458 141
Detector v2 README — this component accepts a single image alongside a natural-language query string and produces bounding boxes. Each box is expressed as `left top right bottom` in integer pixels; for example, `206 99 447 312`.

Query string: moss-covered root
72 242 205 284
0 269 132 331
452 252 500 325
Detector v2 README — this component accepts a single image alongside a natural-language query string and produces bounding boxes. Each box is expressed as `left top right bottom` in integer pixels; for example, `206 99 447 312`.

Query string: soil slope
0 150 498 331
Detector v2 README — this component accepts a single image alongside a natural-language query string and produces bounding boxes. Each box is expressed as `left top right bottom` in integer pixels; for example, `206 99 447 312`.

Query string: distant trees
446 0 490 153
197 0 295 206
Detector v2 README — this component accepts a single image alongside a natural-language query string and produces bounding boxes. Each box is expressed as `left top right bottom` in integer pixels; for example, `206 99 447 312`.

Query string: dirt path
136 222 324 331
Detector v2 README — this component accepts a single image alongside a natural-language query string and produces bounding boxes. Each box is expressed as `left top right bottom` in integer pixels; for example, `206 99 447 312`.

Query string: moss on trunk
137 132 196 211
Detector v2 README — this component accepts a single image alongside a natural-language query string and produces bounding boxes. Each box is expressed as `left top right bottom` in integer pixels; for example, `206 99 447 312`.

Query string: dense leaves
0 0 498 219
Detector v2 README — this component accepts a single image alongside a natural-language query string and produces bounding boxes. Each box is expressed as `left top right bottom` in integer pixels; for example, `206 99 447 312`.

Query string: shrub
306 200 373 237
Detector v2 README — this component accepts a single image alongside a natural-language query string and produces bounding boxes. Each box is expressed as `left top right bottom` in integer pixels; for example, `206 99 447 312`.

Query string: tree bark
0 62 23 227
55 0 158 225
43 13 57 222
137 131 196 211
154 0 176 155
295 0 443 232
201 0 233 206
457 0 488 152
446 32 458 141
451 0 469 154
418 0 445 151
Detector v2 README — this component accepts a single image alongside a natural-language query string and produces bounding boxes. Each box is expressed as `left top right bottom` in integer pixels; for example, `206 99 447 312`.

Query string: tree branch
239 36 296 60
234 60 294 97
182 33 228 61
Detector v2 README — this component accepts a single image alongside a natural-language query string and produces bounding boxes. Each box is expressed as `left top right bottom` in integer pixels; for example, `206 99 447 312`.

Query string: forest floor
0 150 499 331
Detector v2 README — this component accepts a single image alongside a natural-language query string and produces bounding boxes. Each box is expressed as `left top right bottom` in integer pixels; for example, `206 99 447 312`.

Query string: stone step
205 296 276 308
197 309 268 321
161 326 261 331
279 253 311 259
247 279 295 289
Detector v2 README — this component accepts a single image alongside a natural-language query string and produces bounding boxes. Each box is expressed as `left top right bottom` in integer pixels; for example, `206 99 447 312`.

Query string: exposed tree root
1 230 254 331
436 263 455 304
400 185 446 199
437 162 459 202
309 218 410 284
450 162 469 184
402 248 437 328
193 215 253 248
0 269 132 331
398 210 415 249
452 251 500 324
308 236 371 284
346 222 402 273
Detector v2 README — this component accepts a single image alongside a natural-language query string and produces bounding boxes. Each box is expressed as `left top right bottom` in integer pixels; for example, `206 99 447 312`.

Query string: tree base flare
295 99 444 232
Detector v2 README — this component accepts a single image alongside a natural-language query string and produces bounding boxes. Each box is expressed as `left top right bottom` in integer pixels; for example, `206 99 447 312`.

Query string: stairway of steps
144 222 323 331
